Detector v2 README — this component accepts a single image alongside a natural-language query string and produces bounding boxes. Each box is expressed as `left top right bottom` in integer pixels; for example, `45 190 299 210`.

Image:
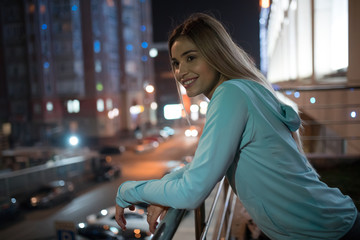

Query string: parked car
161 126 175 137
77 223 151 240
134 139 159 154
86 205 149 233
184 125 200 137
99 145 125 155
95 157 121 181
77 223 123 240
0 196 22 227
26 180 75 208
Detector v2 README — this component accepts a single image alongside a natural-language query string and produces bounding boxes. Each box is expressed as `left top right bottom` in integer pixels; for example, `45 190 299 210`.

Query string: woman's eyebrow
171 49 198 61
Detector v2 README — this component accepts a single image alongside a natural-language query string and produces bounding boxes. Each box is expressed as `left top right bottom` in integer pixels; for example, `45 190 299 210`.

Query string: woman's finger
115 204 127 230
147 211 160 233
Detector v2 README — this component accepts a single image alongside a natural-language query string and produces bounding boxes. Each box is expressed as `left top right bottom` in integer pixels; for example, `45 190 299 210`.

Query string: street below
0 128 199 240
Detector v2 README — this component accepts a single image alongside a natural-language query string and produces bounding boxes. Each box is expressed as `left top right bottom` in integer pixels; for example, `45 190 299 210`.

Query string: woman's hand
147 205 169 233
115 204 135 231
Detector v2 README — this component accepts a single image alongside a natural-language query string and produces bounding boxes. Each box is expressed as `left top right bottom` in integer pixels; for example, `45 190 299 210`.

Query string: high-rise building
0 0 154 147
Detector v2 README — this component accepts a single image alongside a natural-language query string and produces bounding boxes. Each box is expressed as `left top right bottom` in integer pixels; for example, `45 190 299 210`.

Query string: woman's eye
187 56 195 61
172 61 179 68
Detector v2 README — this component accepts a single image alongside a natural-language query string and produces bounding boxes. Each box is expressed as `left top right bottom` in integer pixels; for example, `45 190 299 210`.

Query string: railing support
195 203 206 240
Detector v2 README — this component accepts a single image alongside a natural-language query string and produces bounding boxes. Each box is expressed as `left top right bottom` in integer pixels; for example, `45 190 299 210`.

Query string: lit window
95 60 102 72
94 40 101 53
141 55 148 62
40 5 46 14
106 99 113 110
97 99 104 112
350 111 357 118
96 83 103 91
141 42 148 49
28 4 35 13
126 44 133 51
67 100 80 113
46 101 53 111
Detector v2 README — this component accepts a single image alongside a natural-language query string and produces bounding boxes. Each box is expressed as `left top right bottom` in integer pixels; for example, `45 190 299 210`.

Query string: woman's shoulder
210 79 253 107
215 79 264 97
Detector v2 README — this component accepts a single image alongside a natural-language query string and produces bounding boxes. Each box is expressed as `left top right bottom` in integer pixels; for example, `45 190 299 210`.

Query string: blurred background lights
141 55 148 62
78 223 85 229
93 40 101 53
199 101 208 115
294 91 300 98
149 48 158 58
46 101 53 111
164 104 182 120
96 83 103 91
126 44 133 51
150 102 158 110
260 0 270 8
129 105 144 115
350 111 357 118
310 97 316 104
41 24 47 30
71 4 78 11
190 104 199 121
69 135 79 146
141 41 148 48
145 84 154 93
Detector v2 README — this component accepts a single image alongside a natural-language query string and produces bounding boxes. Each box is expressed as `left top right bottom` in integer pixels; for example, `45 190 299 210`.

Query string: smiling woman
114 13 359 239
170 37 224 99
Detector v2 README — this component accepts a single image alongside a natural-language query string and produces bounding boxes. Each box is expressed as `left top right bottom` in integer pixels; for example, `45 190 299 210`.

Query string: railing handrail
276 85 360 92
152 208 187 240
152 177 236 240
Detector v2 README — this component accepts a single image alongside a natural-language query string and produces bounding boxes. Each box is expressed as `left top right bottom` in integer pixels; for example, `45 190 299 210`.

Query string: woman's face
170 37 222 99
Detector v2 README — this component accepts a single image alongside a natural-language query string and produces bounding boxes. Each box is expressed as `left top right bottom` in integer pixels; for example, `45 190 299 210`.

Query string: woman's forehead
170 37 197 57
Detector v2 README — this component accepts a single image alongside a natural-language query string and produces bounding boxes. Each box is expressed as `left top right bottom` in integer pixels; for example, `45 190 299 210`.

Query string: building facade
0 0 154 147
262 0 360 156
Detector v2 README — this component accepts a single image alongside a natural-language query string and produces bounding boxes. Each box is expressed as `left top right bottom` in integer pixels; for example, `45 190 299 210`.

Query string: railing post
195 202 206 240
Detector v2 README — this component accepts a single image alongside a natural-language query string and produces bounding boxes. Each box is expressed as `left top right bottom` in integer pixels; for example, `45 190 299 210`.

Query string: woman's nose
178 63 188 79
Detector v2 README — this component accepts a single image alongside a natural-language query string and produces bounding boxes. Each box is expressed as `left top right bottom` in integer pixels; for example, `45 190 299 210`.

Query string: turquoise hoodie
116 79 357 239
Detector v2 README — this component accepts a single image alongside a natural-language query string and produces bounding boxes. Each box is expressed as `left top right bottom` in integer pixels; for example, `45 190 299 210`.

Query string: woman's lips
182 77 197 88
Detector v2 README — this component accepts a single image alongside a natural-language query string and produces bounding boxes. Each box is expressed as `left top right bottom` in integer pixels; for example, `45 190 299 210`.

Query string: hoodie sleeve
116 82 248 209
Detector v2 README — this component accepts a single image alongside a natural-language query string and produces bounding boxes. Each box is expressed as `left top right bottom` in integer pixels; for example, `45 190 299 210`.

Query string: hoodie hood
228 79 301 132
278 104 301 132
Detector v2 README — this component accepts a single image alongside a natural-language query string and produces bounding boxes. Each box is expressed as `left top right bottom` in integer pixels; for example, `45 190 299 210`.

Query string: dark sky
151 0 261 65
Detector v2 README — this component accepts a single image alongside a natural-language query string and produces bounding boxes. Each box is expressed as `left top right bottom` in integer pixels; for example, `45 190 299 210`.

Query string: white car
86 205 149 233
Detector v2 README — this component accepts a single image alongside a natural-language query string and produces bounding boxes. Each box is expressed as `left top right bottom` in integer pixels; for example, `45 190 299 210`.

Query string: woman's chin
186 91 197 97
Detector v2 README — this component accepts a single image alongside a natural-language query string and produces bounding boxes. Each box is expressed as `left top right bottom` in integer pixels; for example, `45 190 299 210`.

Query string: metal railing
152 177 238 240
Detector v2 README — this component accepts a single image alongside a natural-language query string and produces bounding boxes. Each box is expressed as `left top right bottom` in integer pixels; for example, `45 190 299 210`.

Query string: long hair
168 13 275 95
168 13 306 154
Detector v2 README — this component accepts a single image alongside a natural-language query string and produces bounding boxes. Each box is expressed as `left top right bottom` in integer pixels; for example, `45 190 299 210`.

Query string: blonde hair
168 13 305 153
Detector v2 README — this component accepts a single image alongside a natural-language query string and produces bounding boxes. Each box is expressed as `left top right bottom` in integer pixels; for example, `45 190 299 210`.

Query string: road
0 129 199 240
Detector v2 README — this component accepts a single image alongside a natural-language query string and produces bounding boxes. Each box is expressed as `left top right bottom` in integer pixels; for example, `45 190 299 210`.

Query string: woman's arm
116 82 249 209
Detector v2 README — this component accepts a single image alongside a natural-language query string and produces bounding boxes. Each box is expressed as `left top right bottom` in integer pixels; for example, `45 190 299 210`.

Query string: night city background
0 0 359 239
